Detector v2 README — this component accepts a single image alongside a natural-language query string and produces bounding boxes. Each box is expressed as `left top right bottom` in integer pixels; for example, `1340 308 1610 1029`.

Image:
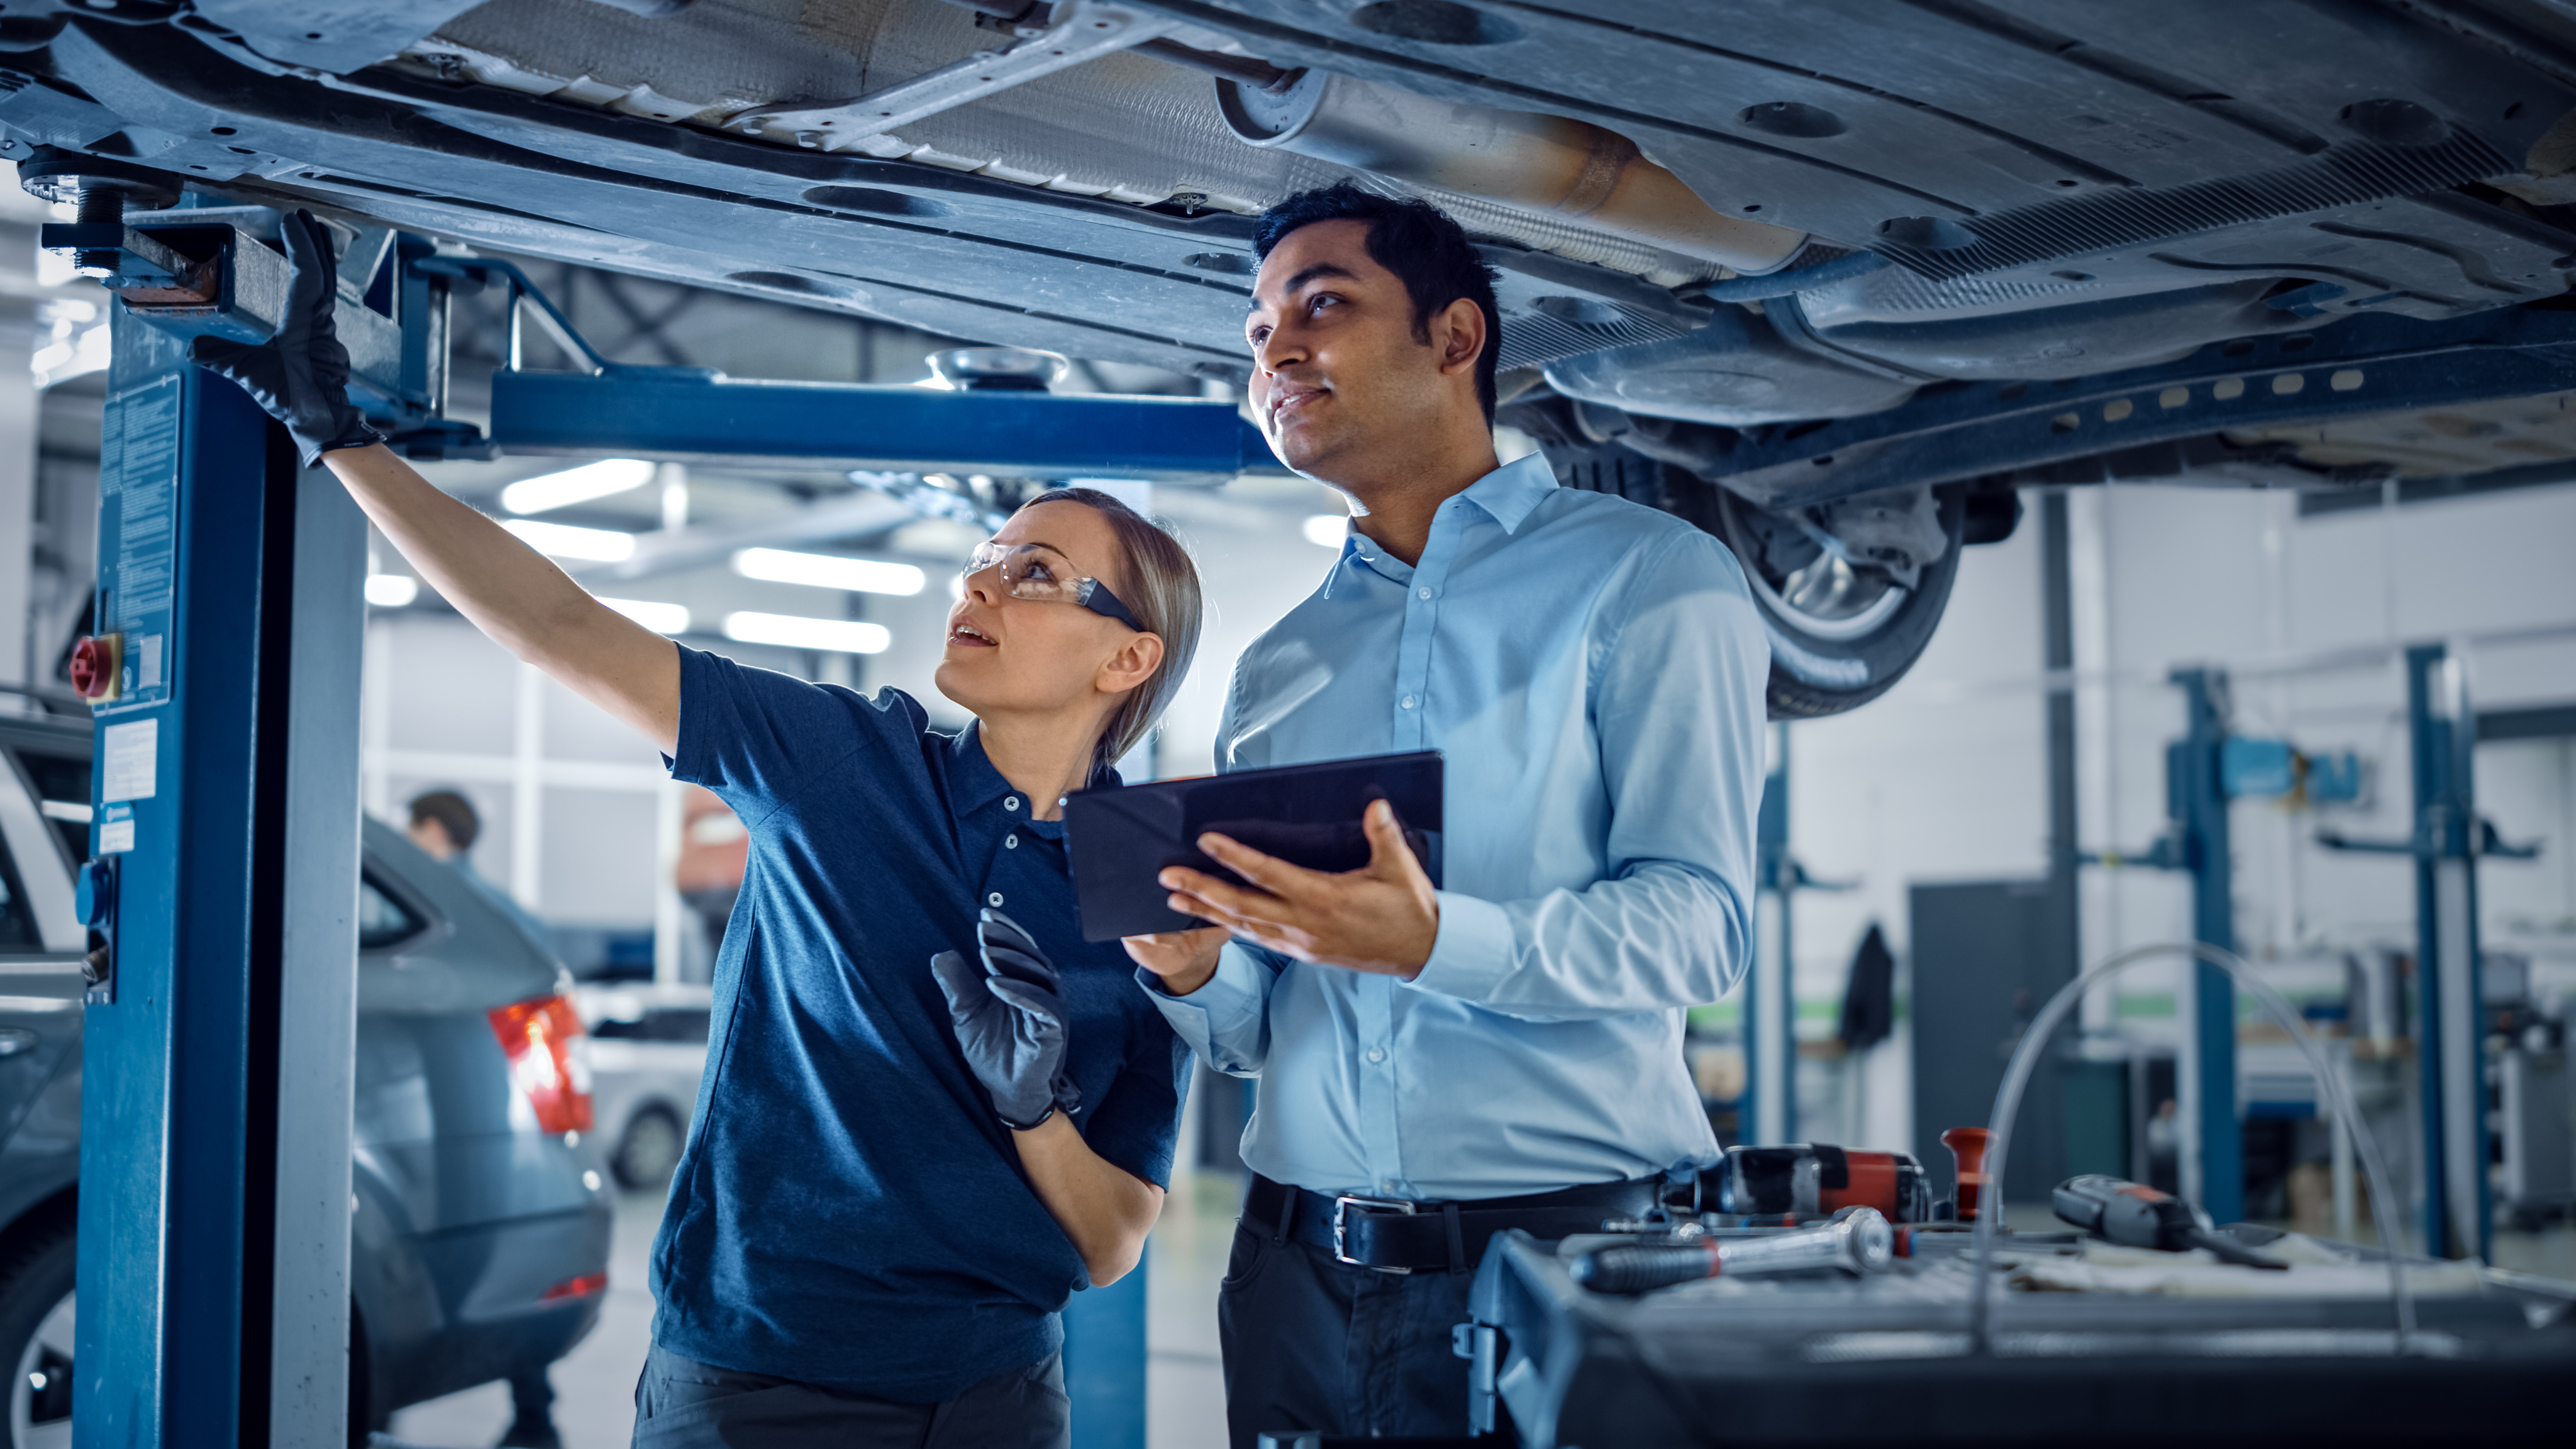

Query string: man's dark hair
1252 182 1502 424
408 789 480 852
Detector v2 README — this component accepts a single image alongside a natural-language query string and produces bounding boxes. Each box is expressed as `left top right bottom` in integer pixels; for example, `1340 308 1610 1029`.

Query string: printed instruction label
101 718 158 802
98 818 135 854
96 374 181 713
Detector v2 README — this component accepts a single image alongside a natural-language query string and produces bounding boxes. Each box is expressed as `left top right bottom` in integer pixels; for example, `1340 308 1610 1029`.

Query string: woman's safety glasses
962 541 1145 633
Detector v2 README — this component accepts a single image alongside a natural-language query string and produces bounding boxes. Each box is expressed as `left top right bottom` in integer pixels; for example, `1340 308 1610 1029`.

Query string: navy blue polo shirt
648 645 1189 1400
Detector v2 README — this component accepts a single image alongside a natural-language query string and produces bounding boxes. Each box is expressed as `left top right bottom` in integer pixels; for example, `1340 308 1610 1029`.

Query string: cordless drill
2050 1174 2286 1269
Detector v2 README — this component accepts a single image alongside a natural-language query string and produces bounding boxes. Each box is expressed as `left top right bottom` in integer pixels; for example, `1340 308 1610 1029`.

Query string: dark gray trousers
1216 1221 1474 1449
631 1345 1070 1449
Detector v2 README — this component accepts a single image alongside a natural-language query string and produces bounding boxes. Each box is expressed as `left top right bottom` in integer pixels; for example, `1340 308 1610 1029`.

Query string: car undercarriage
8 0 2575 712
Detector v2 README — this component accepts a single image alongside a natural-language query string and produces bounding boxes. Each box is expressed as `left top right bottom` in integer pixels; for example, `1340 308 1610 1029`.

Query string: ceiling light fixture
723 612 891 654
501 458 657 515
732 547 926 596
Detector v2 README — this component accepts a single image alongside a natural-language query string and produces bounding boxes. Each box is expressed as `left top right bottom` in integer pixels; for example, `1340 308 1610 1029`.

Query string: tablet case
1062 751 1443 941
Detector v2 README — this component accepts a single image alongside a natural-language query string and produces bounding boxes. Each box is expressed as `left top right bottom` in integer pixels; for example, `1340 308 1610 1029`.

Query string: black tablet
1062 751 1443 941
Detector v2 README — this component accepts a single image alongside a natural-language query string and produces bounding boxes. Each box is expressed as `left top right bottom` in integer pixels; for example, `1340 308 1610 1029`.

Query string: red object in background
1942 1126 1993 1221
487 995 593 1135
540 1272 608 1302
68 634 117 699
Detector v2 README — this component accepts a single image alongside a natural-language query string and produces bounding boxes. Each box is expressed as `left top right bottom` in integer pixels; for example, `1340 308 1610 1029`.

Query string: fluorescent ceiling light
723 612 890 655
733 547 925 597
504 519 636 562
598 597 690 635
364 574 419 608
1302 514 1348 549
502 458 656 515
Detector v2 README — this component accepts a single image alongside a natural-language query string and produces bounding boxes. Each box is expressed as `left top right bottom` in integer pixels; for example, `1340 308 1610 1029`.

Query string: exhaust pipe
1216 70 1805 275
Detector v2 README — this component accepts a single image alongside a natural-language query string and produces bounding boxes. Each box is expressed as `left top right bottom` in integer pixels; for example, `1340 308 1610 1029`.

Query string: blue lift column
71 229 368 1446
2166 667 2243 1225
2407 643 2492 1262
1746 724 1795 1146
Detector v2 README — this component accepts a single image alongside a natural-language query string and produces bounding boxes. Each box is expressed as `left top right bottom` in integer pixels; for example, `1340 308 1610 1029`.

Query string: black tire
1711 484 1964 718
1538 435 1961 719
613 1106 685 1190
0 1221 75 1449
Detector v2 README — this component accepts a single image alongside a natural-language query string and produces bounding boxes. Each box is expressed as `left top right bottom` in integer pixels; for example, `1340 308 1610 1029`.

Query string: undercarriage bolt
794 130 823 148
73 185 121 277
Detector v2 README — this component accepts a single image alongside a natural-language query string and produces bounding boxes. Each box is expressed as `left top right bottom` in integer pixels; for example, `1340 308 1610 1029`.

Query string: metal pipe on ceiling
1214 70 1808 275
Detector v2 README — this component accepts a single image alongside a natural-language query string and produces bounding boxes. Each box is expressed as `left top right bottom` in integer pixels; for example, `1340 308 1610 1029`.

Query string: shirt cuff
1404 891 1515 1003
1135 945 1267 1063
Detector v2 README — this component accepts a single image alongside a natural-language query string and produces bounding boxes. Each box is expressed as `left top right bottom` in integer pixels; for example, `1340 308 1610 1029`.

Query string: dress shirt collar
1336 451 1558 587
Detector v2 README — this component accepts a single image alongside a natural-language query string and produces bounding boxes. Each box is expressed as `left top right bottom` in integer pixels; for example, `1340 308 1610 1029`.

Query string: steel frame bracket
1695 306 2576 508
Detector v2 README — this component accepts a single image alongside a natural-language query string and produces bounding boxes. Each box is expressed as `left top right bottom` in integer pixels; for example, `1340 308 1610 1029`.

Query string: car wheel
1531 420 1963 719
1709 484 1965 718
614 1107 685 1189
0 1223 75 1449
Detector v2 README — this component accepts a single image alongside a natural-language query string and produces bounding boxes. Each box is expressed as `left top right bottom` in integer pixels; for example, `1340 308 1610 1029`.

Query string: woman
198 214 1203 1446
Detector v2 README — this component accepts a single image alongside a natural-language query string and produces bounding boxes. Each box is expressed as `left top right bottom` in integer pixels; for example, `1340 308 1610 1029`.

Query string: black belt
1244 1172 1667 1274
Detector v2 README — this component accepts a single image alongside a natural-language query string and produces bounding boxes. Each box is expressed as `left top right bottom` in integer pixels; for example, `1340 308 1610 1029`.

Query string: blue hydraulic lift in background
2096 652 2523 1256
57 195 1269 1448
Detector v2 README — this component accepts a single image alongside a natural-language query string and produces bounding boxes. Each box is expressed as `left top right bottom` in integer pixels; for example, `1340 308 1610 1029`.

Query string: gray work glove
187 209 386 467
931 908 1082 1131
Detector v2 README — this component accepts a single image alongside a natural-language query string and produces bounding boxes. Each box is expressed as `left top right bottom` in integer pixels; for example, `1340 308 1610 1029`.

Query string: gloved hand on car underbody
188 208 386 467
931 908 1082 1131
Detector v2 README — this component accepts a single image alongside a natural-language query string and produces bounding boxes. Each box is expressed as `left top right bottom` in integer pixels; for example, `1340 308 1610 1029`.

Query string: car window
652 1008 712 1044
358 873 425 951
592 1006 711 1043
12 748 92 866
0 821 39 950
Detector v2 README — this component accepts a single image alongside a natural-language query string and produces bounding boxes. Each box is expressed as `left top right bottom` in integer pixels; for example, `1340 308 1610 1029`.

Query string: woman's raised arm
324 443 679 753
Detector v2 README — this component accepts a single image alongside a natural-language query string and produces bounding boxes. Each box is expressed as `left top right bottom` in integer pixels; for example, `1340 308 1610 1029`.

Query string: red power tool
1709 1144 1935 1222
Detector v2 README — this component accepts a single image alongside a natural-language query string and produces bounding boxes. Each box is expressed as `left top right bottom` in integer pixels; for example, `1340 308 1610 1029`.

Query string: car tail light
487 995 593 1135
541 1271 608 1302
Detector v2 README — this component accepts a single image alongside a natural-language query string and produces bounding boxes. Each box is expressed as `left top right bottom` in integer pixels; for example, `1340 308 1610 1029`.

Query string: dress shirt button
987 892 1004 908
1004 795 1021 812
1417 586 1433 601
1400 694 1418 709
1366 1048 1385 1063
1004 833 1019 850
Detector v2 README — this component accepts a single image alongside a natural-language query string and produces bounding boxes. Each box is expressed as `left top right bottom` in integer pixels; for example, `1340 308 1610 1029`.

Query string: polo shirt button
1366 1048 1385 1063
1004 834 1019 849
1004 795 1021 811
1401 694 1418 709
1417 586 1433 600
987 892 1004 908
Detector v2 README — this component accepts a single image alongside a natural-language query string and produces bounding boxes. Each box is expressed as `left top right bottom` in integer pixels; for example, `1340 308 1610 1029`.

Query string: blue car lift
61 201 1267 1448
2097 654 2519 1255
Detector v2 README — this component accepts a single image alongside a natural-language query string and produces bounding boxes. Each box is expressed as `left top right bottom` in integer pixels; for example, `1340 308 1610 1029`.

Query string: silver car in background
576 983 712 1191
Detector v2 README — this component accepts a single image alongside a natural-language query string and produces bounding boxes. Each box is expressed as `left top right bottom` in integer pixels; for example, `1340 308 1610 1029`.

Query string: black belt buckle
1331 1194 1416 1274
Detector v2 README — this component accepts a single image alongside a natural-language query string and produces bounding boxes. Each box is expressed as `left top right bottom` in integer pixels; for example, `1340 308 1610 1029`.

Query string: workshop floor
385 1173 1240 1449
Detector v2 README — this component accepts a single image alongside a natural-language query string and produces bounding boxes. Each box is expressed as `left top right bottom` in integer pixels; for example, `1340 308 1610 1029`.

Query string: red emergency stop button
69 633 120 701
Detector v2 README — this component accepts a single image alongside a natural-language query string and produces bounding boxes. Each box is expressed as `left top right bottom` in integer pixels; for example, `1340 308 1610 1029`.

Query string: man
1124 183 1770 1446
404 789 563 1449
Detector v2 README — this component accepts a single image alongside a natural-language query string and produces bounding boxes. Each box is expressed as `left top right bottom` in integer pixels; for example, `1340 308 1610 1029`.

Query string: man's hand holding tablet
1145 799 1441 980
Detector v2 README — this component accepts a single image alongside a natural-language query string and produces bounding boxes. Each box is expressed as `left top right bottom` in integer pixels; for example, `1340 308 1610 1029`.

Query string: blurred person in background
406 787 550 948
403 787 567 1449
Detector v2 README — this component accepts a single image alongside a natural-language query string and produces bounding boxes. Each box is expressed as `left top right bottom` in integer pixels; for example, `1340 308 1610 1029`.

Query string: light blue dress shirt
1141 452 1770 1200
